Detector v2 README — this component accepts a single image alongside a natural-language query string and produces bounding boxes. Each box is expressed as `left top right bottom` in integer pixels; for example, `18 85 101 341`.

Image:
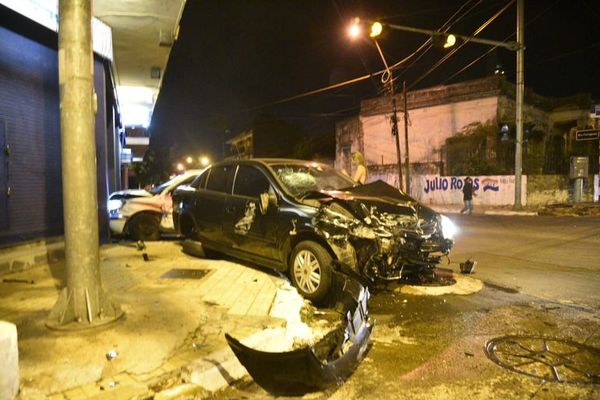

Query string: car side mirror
268 190 278 208
259 188 278 215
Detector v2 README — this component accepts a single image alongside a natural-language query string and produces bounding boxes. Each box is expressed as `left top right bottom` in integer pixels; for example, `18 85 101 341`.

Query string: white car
108 170 203 240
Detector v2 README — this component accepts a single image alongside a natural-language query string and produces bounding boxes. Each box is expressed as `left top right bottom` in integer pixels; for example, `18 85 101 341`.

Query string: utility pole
374 40 403 191
48 0 122 330
403 81 410 195
514 0 525 209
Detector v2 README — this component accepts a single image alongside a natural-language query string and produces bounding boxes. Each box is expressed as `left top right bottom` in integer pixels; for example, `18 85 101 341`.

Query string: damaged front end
225 277 372 395
311 180 454 282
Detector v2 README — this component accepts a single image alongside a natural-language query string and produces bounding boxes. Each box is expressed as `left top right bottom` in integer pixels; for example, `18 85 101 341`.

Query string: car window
191 169 209 189
234 165 270 198
168 175 197 193
269 163 355 197
206 164 234 194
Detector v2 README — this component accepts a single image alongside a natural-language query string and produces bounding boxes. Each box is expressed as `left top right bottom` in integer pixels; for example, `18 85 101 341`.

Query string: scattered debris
464 352 474 358
225 278 373 395
136 240 149 261
2 278 35 284
460 259 477 274
105 350 119 361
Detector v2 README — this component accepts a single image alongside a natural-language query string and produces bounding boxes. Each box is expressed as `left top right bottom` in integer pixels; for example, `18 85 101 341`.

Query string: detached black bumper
225 280 372 395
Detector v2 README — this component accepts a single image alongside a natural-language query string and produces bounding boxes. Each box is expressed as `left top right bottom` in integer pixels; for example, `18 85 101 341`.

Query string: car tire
129 213 161 241
289 241 332 305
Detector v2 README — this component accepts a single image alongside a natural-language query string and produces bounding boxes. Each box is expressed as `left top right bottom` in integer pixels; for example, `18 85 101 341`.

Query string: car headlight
440 214 458 240
108 199 124 219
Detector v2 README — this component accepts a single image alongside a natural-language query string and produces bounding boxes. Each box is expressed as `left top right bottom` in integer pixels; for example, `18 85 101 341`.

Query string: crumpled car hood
306 180 438 223
109 189 152 200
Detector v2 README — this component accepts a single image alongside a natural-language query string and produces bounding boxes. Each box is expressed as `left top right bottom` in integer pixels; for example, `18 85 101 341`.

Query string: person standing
351 151 367 184
461 176 475 214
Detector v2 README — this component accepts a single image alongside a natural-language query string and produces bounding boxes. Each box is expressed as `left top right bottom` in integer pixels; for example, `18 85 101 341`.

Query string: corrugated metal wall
0 25 63 245
0 24 111 246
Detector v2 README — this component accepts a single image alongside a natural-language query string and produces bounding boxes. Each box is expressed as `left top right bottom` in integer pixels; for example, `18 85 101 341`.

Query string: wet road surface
209 215 600 399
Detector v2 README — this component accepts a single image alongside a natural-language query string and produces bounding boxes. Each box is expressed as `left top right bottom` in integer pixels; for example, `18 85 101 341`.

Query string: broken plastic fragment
105 350 119 361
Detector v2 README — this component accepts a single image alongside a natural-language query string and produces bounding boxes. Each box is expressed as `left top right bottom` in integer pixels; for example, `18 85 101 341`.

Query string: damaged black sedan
173 159 456 304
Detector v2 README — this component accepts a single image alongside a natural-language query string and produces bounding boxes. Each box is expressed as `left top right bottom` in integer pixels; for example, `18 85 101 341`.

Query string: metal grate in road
160 268 210 280
484 335 600 385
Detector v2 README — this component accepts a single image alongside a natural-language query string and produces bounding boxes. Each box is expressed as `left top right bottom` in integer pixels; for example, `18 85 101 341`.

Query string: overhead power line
408 0 516 90
442 0 562 84
239 0 485 114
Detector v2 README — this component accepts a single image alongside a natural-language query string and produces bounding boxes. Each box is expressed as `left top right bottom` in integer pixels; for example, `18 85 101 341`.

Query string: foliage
446 122 506 176
132 148 171 187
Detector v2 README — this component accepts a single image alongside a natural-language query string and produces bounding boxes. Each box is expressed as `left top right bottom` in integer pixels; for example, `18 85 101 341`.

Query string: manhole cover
484 335 600 385
161 268 210 280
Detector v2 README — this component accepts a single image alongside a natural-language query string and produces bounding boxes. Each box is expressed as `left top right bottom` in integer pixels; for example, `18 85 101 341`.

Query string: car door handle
225 206 236 214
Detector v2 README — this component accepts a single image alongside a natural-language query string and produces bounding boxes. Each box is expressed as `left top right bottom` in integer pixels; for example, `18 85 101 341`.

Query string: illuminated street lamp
176 162 185 172
200 156 210 166
351 5 525 208
185 156 193 164
348 17 362 39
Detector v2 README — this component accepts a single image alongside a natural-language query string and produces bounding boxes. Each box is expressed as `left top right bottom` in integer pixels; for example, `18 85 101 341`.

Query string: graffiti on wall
414 175 527 206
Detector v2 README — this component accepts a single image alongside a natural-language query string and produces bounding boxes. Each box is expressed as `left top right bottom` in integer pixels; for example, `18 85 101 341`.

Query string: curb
484 210 538 216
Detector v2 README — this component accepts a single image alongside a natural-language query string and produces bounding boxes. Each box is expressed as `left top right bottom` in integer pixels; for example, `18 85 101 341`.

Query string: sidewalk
0 241 336 400
431 204 538 216
431 202 600 216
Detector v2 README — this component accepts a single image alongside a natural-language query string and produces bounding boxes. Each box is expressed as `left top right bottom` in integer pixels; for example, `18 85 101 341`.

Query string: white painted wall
361 97 498 166
0 321 19 400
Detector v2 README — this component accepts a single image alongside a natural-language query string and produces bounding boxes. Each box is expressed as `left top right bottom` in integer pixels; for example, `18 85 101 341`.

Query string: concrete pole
47 0 122 330
374 40 403 191
513 0 525 210
392 94 404 192
403 81 411 195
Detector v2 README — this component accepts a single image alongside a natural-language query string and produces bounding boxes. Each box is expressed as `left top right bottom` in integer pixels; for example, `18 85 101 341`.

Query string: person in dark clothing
460 176 475 214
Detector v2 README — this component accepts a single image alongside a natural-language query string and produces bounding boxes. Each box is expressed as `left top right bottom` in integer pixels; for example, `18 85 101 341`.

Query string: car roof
211 158 330 168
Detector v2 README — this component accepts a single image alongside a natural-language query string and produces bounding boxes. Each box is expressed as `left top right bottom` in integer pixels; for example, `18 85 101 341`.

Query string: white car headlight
440 214 458 240
108 199 124 219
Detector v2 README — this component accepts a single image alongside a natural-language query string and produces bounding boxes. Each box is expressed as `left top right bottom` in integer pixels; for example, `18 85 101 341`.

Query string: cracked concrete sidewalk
0 241 332 400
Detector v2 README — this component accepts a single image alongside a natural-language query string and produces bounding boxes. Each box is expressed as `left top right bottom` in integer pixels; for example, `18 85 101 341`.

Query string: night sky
150 0 600 164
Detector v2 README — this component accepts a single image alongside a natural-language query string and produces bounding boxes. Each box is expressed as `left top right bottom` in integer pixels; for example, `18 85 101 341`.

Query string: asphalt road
211 215 600 399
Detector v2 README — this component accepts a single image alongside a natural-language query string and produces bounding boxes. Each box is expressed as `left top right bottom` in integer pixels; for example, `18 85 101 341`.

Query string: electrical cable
408 0 516 90
387 0 483 87
234 0 510 116
441 0 562 84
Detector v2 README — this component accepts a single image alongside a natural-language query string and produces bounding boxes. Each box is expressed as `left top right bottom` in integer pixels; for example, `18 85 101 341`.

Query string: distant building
226 130 254 159
336 76 596 183
225 116 303 160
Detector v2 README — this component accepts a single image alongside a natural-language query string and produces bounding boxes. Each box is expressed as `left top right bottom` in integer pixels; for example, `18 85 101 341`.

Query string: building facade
0 5 122 246
336 76 596 186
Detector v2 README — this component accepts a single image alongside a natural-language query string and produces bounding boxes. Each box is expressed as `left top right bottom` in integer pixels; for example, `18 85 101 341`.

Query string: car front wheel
289 241 332 305
129 213 161 241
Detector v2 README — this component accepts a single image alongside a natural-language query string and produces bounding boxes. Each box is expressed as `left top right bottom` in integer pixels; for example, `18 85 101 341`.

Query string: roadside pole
47 0 122 329
403 81 410 195
513 0 524 210
374 39 403 191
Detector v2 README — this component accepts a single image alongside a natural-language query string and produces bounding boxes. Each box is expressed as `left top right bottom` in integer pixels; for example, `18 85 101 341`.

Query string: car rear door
189 164 234 247
223 164 279 261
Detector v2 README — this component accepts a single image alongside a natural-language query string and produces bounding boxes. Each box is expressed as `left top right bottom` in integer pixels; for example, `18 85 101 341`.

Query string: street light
354 3 525 208
348 18 404 191
185 156 193 164
200 156 210 167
